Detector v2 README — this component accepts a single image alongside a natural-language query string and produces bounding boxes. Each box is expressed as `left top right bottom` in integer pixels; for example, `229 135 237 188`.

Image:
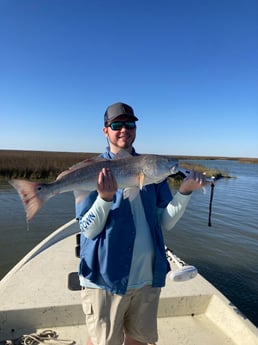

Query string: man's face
103 116 136 153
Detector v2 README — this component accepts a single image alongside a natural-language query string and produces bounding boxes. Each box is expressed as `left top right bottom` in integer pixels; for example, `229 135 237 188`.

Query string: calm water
0 160 257 326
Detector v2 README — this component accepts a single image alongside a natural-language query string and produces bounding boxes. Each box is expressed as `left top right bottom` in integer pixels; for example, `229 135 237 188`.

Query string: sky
0 0 257 158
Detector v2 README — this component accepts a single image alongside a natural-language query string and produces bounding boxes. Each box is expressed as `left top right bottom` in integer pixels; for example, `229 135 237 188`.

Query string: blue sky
1 0 257 158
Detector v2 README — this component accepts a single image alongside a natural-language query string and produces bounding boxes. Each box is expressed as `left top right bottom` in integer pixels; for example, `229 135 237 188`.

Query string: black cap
104 102 138 125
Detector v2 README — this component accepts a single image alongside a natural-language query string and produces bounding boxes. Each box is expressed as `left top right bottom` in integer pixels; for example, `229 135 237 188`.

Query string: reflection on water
0 184 75 277
0 160 258 326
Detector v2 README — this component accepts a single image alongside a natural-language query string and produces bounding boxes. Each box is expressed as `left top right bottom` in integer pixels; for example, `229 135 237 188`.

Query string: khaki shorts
81 285 161 345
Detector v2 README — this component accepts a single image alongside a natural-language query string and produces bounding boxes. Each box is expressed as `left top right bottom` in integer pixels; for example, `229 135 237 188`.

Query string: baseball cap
104 102 139 125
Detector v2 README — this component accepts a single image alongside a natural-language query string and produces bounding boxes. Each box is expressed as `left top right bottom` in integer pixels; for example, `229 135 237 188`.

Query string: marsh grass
0 150 97 181
179 161 224 179
1 149 253 182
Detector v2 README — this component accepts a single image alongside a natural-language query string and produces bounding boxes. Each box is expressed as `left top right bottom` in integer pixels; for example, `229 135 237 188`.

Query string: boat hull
0 220 257 345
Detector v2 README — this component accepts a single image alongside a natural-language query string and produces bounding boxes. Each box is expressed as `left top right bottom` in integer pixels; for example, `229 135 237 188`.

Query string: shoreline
1 149 257 163
0 149 256 181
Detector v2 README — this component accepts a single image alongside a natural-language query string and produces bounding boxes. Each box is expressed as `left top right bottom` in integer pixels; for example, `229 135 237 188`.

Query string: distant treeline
1 149 256 181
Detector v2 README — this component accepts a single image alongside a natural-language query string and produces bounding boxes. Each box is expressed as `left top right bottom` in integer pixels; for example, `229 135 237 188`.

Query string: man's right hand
97 168 118 202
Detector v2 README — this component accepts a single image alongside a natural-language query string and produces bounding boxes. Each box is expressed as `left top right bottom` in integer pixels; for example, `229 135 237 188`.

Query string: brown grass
1 149 255 181
0 150 98 180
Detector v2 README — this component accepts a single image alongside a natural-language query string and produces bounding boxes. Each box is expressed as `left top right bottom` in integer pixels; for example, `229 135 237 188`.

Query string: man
76 102 205 345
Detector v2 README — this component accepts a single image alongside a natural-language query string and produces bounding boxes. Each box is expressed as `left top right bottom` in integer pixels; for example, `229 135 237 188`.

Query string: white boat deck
0 220 257 345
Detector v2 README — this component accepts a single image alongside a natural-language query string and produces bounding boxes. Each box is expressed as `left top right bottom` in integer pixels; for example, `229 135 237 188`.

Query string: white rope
1 330 76 345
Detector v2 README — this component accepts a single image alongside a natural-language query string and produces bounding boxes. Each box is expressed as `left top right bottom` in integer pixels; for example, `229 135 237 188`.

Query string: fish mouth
169 163 179 175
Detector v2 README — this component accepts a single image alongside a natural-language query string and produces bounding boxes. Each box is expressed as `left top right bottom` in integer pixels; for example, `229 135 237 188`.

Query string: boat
0 219 257 345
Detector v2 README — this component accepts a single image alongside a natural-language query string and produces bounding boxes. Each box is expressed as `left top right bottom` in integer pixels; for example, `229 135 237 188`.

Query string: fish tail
9 179 47 221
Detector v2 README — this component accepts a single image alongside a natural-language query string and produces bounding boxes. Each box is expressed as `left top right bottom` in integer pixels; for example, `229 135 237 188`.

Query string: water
0 160 257 327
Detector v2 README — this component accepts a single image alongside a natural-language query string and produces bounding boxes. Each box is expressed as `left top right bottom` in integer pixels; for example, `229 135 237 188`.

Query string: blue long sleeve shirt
75 149 191 295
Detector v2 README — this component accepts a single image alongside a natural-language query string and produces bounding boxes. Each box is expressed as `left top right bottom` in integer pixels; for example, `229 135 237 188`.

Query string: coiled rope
1 330 75 345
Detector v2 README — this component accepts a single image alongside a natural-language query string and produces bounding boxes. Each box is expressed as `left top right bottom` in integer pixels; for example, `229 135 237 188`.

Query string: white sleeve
160 192 191 231
79 195 112 239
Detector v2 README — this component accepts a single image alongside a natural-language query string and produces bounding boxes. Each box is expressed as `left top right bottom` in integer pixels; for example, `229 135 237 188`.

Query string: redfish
9 153 179 221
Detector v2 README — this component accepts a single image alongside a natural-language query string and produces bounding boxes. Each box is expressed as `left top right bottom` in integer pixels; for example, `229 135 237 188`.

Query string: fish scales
9 154 179 221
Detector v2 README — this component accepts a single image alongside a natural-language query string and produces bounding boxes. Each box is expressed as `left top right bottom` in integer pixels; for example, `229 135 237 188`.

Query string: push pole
208 180 215 227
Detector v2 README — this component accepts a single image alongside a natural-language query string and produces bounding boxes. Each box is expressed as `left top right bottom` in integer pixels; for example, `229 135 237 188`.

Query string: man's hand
97 168 118 202
179 170 206 195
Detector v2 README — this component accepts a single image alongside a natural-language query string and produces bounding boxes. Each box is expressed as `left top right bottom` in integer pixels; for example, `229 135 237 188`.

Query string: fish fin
8 179 46 221
57 156 106 180
123 187 140 201
74 190 90 204
69 156 105 169
139 172 145 189
56 169 71 180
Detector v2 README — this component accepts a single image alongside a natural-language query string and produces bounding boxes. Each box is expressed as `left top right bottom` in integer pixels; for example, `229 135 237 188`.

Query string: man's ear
103 127 108 137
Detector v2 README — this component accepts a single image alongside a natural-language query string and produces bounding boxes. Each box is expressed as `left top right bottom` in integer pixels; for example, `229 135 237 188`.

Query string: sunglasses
108 121 136 131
